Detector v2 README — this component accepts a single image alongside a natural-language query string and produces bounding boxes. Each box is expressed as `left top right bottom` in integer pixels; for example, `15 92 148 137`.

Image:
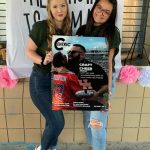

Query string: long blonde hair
47 0 71 49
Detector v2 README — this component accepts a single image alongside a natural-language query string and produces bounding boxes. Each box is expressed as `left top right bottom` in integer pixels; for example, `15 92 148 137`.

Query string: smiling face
50 0 68 27
93 0 113 26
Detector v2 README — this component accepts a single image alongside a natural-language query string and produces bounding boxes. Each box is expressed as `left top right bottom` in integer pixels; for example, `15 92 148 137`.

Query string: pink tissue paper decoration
0 66 18 88
118 65 140 84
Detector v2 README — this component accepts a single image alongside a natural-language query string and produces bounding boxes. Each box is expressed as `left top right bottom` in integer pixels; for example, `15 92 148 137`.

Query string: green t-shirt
110 27 121 72
29 20 66 72
29 20 51 72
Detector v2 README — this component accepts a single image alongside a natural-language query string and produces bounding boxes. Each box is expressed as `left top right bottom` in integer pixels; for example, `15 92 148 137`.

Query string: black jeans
30 70 64 150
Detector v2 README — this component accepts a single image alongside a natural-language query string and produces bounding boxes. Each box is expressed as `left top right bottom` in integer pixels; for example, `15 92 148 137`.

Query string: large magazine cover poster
52 35 109 111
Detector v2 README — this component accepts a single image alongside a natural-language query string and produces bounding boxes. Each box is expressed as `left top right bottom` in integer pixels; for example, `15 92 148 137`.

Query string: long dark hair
85 0 117 47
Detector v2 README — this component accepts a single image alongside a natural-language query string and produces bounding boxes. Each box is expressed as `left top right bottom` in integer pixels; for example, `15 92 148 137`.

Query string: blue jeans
83 74 116 150
83 111 108 150
30 70 64 150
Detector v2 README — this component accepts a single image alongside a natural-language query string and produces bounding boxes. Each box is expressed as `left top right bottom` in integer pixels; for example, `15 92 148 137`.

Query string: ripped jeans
83 73 116 150
83 111 108 150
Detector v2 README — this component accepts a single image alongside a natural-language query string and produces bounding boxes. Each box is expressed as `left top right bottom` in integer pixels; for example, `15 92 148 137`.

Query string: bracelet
40 56 45 66
108 90 112 96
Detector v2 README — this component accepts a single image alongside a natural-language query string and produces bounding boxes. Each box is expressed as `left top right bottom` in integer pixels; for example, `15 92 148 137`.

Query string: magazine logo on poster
54 38 71 51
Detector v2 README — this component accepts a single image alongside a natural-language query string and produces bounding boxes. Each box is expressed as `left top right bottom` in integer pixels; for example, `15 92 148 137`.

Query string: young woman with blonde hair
25 0 71 149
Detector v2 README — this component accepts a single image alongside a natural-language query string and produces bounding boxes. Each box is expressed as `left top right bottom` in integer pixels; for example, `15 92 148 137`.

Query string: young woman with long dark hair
76 0 121 150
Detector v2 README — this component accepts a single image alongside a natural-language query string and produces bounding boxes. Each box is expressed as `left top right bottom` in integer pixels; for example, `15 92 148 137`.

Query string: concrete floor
0 142 150 150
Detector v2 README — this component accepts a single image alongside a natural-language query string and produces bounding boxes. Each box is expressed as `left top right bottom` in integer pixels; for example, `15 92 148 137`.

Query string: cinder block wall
0 79 150 143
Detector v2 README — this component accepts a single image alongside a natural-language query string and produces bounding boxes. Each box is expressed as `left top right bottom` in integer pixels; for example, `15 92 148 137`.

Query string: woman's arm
25 37 53 65
108 48 115 97
25 37 42 64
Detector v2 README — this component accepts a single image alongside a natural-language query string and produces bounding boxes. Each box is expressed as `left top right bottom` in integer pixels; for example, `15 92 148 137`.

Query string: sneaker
35 145 55 150
35 145 41 150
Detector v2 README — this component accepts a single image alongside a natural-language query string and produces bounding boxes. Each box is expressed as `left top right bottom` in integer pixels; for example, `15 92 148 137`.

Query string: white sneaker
35 145 41 150
35 145 55 150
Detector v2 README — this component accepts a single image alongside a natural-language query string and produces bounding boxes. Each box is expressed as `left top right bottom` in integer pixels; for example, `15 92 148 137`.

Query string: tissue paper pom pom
0 66 18 88
118 65 139 84
138 67 150 87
